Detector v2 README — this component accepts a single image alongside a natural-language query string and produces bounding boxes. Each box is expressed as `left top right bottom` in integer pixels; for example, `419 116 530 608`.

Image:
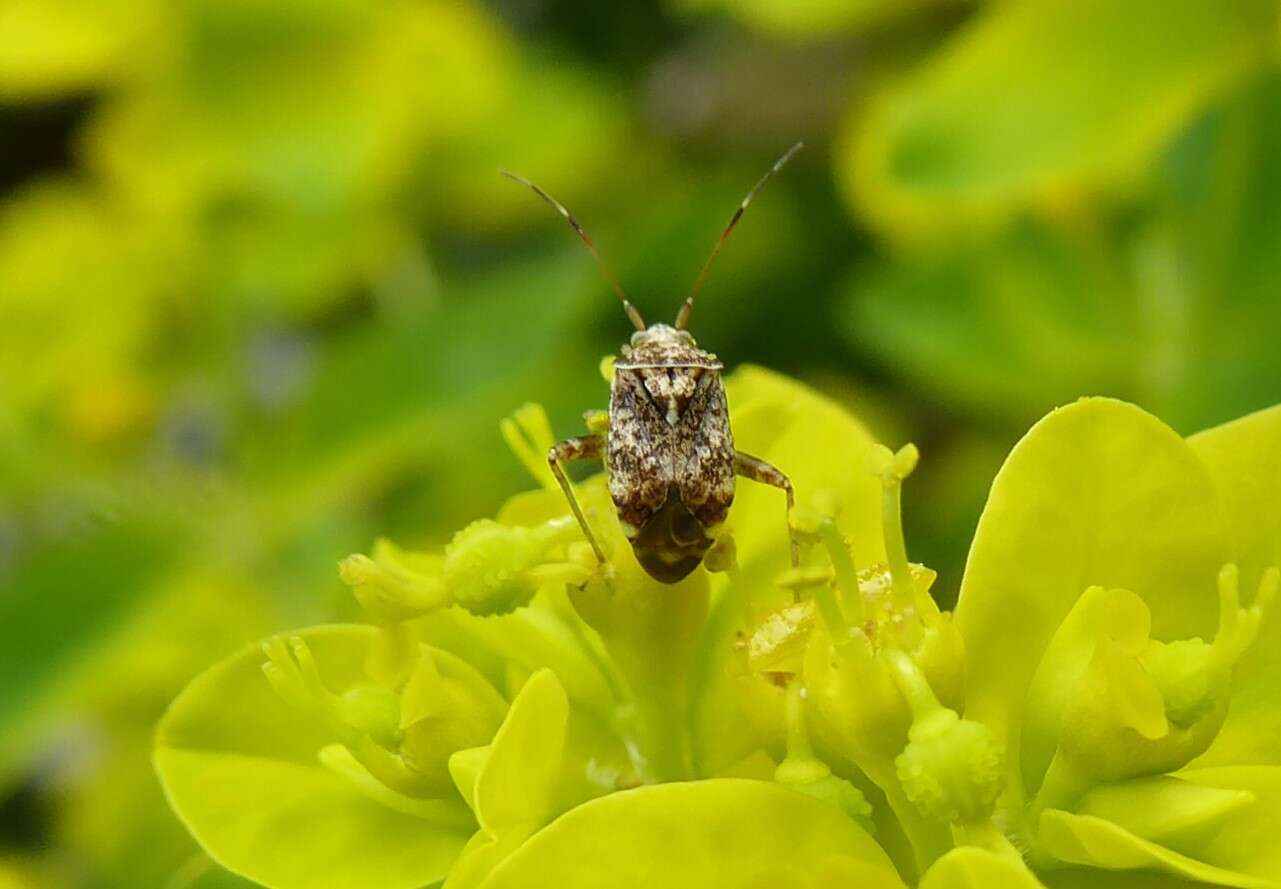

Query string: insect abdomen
630 489 714 583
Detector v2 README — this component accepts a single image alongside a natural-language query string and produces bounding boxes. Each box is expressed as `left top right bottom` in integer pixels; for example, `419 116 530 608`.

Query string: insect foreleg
734 450 798 567
548 434 607 565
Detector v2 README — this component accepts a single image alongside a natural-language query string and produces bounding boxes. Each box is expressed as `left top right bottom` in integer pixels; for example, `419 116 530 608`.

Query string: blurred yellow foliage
841 0 1280 242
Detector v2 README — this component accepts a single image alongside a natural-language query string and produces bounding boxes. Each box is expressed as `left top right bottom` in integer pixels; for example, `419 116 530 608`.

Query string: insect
503 143 803 583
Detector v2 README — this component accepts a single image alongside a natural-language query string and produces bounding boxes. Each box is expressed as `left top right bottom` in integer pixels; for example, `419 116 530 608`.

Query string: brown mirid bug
502 143 803 583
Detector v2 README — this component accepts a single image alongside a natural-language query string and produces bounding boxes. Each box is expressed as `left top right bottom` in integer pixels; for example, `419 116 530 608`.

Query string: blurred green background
1 0 1279 885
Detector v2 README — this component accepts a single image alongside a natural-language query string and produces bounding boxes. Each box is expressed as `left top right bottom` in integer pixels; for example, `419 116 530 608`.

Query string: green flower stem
880 647 936 722
625 681 693 784
597 660 693 785
818 518 863 631
367 620 417 687
592 625 693 785
577 575 704 785
785 681 814 762
777 680 829 784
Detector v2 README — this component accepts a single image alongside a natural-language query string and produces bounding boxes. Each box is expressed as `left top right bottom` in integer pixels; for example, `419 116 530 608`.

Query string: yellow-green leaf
480 779 905 889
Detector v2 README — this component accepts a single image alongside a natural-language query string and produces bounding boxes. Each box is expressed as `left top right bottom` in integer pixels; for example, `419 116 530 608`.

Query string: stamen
777 563 848 644
818 517 866 627
881 646 939 722
871 443 927 622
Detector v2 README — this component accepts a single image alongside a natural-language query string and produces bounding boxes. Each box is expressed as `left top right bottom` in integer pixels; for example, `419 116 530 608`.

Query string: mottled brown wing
607 368 673 531
673 371 736 527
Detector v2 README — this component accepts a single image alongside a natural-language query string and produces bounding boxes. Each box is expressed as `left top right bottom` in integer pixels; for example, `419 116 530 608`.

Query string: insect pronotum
502 143 803 583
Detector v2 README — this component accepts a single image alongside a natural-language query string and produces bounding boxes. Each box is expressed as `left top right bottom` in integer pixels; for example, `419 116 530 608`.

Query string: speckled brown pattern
541 321 798 582
606 325 736 581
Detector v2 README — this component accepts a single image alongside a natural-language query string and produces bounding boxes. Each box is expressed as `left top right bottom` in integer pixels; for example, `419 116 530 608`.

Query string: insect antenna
501 170 646 331
675 141 804 331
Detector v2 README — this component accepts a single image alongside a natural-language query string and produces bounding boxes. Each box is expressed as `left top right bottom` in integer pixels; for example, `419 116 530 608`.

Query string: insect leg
734 450 799 567
548 434 607 564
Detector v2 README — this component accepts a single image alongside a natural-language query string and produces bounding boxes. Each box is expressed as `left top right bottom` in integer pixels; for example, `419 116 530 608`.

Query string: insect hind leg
548 434 607 565
735 451 799 567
